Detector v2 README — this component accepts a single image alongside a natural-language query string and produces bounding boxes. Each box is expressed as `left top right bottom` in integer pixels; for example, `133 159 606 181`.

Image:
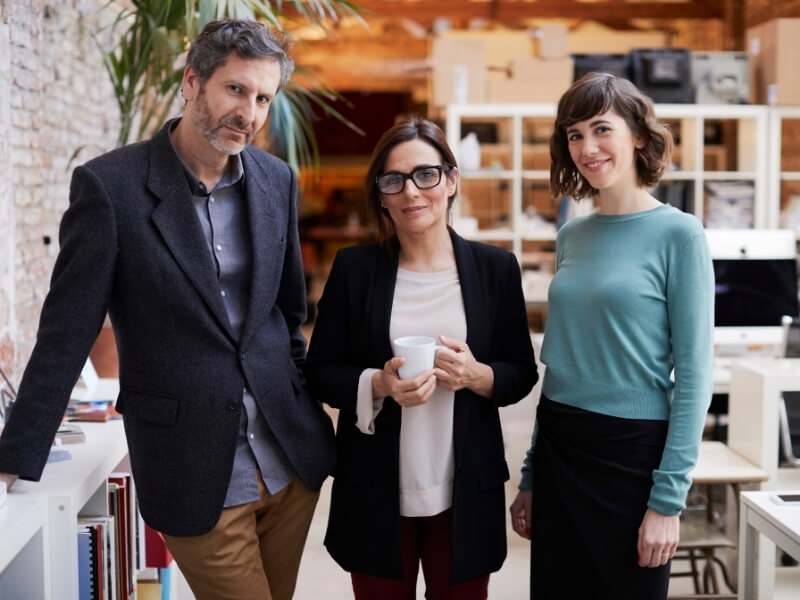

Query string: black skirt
531 395 671 600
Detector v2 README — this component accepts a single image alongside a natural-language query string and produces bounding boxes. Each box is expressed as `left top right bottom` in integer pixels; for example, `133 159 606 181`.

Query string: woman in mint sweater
510 72 714 599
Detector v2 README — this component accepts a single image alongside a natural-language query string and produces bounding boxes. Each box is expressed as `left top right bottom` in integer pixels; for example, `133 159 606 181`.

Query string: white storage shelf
1 419 129 600
446 103 800 310
0 495 48 599
768 106 800 234
446 103 777 263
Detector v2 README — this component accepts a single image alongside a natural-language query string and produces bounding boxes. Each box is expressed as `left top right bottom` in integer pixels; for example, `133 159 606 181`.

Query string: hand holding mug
374 355 436 408
433 335 494 397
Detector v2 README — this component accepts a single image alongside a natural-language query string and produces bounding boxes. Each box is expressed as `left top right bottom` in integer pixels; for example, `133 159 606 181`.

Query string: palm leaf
89 0 367 171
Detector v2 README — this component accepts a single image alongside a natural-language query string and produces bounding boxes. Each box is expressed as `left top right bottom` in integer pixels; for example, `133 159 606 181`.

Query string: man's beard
190 91 257 155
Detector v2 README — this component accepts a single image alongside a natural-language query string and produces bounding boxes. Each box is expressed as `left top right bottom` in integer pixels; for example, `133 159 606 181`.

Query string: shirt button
209 197 215 203
216 244 222 251
221 290 226 297
249 433 255 440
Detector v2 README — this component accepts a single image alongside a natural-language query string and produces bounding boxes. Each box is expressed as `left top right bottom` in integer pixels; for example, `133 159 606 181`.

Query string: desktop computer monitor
705 229 799 349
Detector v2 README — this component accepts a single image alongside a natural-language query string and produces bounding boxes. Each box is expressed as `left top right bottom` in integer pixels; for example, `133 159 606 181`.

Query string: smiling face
380 139 457 239
566 109 643 195
183 52 280 156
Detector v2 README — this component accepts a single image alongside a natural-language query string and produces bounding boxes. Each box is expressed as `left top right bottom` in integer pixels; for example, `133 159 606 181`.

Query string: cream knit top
356 266 466 517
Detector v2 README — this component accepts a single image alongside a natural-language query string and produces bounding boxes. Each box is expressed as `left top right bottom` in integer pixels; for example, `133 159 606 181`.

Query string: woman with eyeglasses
305 116 538 599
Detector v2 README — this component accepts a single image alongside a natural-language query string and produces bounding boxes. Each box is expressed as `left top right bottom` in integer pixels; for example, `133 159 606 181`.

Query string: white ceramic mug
391 336 444 380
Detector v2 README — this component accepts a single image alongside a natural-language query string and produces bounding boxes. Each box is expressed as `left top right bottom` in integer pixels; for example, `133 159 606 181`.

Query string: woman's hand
433 335 494 397
637 508 679 568
372 357 436 408
510 490 532 540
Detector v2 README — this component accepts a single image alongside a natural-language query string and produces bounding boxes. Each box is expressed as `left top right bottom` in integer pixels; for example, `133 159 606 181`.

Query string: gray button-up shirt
171 127 297 506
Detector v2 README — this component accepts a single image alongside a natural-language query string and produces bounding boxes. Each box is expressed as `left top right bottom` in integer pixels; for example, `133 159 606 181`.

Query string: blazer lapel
451 229 485 354
370 240 399 361
451 229 487 458
147 122 235 341
239 150 277 348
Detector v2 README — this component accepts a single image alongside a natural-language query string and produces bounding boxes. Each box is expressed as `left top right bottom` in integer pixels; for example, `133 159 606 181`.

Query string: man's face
184 52 282 155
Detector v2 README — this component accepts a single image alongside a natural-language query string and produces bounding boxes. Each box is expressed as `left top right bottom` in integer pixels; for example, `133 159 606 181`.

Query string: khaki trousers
162 477 319 600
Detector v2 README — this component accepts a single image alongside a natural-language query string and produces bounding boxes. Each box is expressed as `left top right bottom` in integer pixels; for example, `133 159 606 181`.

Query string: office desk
690 440 768 522
691 441 768 486
738 490 800 599
675 442 768 595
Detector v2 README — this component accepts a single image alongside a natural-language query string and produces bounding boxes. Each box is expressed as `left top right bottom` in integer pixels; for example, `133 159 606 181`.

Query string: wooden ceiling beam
341 1 724 22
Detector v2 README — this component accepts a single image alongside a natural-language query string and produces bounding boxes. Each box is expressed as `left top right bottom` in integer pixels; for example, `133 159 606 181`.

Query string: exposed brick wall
0 0 118 385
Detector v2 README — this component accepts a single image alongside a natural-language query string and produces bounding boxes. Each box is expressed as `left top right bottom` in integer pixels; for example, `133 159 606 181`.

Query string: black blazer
0 120 336 536
305 230 537 584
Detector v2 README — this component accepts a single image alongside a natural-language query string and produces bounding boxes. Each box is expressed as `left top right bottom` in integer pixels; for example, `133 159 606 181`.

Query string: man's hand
0 472 19 491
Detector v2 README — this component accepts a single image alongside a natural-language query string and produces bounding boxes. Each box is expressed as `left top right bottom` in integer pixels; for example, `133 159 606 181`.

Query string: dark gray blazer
0 120 336 536
305 230 538 584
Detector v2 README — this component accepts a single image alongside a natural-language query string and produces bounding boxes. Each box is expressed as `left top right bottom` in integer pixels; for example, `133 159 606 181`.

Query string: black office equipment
571 53 632 82
630 48 694 103
692 51 750 104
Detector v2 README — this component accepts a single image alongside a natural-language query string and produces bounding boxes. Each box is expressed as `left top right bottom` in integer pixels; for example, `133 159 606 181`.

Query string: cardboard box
487 73 572 104
434 31 532 77
534 24 569 59
568 21 667 55
431 63 486 107
494 56 574 102
746 18 800 105
431 37 486 66
429 38 487 107
512 56 573 81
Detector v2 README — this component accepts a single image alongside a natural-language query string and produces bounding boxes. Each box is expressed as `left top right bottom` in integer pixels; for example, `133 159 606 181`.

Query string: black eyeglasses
376 165 444 195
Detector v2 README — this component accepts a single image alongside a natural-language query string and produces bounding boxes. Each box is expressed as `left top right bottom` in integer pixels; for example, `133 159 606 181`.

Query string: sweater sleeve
355 368 385 434
648 232 714 515
518 420 538 490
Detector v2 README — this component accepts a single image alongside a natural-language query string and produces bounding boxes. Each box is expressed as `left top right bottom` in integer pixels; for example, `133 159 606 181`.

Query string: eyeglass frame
375 164 452 195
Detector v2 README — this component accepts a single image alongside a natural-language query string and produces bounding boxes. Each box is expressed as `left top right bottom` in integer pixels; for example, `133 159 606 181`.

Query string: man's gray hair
187 19 294 90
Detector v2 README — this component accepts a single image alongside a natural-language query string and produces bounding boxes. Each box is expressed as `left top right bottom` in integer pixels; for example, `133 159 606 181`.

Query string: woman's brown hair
365 116 458 247
549 72 674 200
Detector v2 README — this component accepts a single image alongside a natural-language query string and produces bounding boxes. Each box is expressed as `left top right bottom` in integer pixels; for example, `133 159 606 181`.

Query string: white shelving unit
446 103 773 258
0 419 129 600
0 495 48 599
446 103 781 315
768 106 800 230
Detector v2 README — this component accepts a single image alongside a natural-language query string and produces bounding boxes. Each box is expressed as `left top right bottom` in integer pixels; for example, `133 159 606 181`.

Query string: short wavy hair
550 72 674 200
365 117 458 248
187 19 294 91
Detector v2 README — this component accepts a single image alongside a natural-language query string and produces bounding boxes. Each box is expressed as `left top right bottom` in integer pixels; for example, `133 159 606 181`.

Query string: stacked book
705 181 754 229
76 472 141 600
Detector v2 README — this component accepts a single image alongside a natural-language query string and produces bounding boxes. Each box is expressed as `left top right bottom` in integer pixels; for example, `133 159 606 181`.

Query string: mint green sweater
519 204 714 516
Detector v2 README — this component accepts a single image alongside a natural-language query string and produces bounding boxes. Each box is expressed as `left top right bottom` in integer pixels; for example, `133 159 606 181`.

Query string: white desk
738 490 800 600
725 360 800 599
691 441 768 486
9 419 128 600
728 359 800 486
0 495 48 599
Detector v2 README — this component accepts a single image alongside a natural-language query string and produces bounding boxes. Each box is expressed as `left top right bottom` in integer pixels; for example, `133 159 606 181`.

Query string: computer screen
714 258 799 326
706 229 799 347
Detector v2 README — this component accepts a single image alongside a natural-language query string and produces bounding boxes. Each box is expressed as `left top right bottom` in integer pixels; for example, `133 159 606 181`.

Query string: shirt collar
167 118 246 196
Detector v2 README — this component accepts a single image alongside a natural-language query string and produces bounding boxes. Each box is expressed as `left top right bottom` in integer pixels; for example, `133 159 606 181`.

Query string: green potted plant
94 0 366 168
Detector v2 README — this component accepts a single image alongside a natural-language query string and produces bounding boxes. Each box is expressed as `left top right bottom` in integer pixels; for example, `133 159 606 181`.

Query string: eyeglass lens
377 165 443 194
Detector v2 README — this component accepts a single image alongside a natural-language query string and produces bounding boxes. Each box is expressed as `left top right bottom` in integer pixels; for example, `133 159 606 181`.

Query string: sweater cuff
355 368 384 435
